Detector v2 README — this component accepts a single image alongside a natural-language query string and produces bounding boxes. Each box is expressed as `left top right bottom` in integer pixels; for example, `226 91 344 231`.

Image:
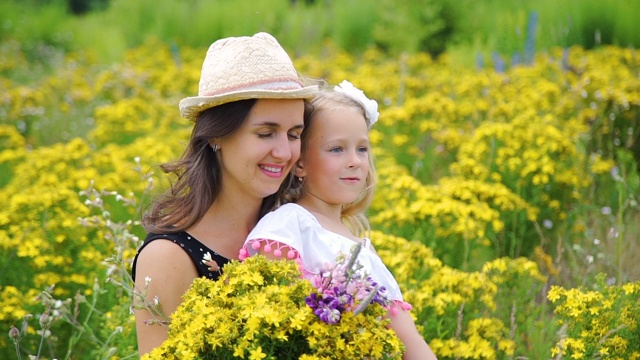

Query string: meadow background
1 0 640 359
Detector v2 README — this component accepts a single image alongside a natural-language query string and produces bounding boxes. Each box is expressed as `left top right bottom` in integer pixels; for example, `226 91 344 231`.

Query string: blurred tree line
4 0 639 67
67 0 108 14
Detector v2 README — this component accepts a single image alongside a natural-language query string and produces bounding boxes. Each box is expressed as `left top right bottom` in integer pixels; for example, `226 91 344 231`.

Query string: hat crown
198 32 303 97
179 32 318 121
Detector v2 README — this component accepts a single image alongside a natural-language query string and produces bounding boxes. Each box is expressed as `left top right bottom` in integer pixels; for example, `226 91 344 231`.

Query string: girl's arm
366 242 437 359
133 240 199 356
389 306 438 360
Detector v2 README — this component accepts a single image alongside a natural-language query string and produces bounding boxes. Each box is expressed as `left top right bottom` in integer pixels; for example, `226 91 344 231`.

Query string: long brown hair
143 99 292 233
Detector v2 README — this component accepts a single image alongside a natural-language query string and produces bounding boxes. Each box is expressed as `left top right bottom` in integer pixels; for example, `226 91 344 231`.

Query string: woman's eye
288 132 301 140
257 133 272 139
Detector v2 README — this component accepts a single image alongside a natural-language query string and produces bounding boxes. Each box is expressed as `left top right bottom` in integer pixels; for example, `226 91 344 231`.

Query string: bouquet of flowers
305 244 390 325
144 245 403 360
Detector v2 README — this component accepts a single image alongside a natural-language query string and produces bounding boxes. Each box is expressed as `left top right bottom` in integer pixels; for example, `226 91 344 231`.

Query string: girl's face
297 106 370 206
217 98 305 200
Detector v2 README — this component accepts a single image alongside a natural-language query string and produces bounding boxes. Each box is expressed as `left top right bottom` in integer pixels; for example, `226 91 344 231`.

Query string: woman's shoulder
144 231 190 241
137 237 187 259
133 231 228 281
136 232 190 258
133 237 196 281
135 232 195 258
144 232 202 250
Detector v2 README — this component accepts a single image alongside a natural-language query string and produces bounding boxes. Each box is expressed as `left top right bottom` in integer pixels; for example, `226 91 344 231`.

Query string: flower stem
15 343 22 360
344 243 363 280
353 285 378 316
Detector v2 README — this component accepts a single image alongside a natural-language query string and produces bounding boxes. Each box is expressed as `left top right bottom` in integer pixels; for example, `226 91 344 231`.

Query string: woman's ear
293 161 306 177
208 139 221 152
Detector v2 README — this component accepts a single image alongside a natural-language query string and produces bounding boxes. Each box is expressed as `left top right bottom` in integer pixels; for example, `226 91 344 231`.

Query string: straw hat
179 32 318 121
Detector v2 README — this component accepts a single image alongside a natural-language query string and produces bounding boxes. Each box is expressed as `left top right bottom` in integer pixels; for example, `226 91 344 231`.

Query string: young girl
239 81 438 360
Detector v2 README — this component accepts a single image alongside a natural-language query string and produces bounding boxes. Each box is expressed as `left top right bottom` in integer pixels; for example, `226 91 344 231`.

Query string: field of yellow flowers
1 38 639 359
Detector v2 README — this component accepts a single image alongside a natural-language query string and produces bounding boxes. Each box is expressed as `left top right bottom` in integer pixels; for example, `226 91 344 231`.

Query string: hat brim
179 85 319 121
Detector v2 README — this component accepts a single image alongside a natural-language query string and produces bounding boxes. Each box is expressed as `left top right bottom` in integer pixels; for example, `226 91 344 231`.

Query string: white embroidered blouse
239 203 407 304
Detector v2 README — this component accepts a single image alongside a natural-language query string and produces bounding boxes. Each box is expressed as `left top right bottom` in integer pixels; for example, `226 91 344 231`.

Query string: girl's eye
358 146 369 153
329 147 342 153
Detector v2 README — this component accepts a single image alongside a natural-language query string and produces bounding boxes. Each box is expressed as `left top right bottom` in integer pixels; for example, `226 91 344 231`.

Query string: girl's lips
260 164 285 178
340 177 360 183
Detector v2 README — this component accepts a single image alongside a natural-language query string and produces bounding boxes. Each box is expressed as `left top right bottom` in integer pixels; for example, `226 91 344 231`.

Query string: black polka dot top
131 232 230 282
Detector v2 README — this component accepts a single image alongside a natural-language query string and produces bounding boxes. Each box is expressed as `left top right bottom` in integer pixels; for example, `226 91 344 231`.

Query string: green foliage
67 0 109 14
1 14 640 358
5 186 143 359
536 0 638 49
548 274 640 359
373 0 458 57
0 1 71 51
3 0 640 66
372 231 551 358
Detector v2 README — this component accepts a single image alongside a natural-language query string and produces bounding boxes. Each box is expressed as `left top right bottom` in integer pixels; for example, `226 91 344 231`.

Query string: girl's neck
296 195 341 222
297 196 360 242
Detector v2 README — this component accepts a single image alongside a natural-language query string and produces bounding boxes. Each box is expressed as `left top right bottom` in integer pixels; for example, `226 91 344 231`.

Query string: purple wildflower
305 243 390 324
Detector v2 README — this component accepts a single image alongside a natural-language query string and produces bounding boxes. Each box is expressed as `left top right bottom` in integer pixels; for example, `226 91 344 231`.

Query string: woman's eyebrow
252 121 304 130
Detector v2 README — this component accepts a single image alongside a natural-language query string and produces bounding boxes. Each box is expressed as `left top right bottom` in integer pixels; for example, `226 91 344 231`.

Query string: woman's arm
389 307 438 360
133 240 199 356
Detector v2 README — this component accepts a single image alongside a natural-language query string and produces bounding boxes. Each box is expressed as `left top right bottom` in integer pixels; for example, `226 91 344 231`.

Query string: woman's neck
187 191 262 259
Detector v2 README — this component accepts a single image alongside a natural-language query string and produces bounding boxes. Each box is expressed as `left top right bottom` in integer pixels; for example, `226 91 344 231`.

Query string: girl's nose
347 150 362 168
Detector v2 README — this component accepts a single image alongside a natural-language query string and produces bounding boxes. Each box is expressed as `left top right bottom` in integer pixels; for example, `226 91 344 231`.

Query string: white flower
202 252 220 271
334 80 379 127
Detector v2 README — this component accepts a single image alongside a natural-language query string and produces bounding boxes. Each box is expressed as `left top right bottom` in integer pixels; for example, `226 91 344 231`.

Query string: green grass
2 0 639 67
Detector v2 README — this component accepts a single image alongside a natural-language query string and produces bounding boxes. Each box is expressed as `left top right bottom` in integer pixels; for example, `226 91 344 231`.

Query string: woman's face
217 98 305 200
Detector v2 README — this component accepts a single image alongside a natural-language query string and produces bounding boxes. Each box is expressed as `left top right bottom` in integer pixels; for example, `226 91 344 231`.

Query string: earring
212 144 219 152
297 177 303 182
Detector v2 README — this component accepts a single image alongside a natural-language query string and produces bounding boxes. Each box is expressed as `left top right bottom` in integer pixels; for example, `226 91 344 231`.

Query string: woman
131 32 317 355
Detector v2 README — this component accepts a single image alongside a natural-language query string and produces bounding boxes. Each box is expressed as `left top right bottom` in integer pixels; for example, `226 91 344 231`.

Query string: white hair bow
334 80 379 127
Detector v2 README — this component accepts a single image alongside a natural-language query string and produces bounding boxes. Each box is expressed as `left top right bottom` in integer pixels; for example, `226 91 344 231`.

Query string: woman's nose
272 135 292 160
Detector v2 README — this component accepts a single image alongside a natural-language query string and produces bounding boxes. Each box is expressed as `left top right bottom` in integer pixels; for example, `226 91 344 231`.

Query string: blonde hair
284 88 377 237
